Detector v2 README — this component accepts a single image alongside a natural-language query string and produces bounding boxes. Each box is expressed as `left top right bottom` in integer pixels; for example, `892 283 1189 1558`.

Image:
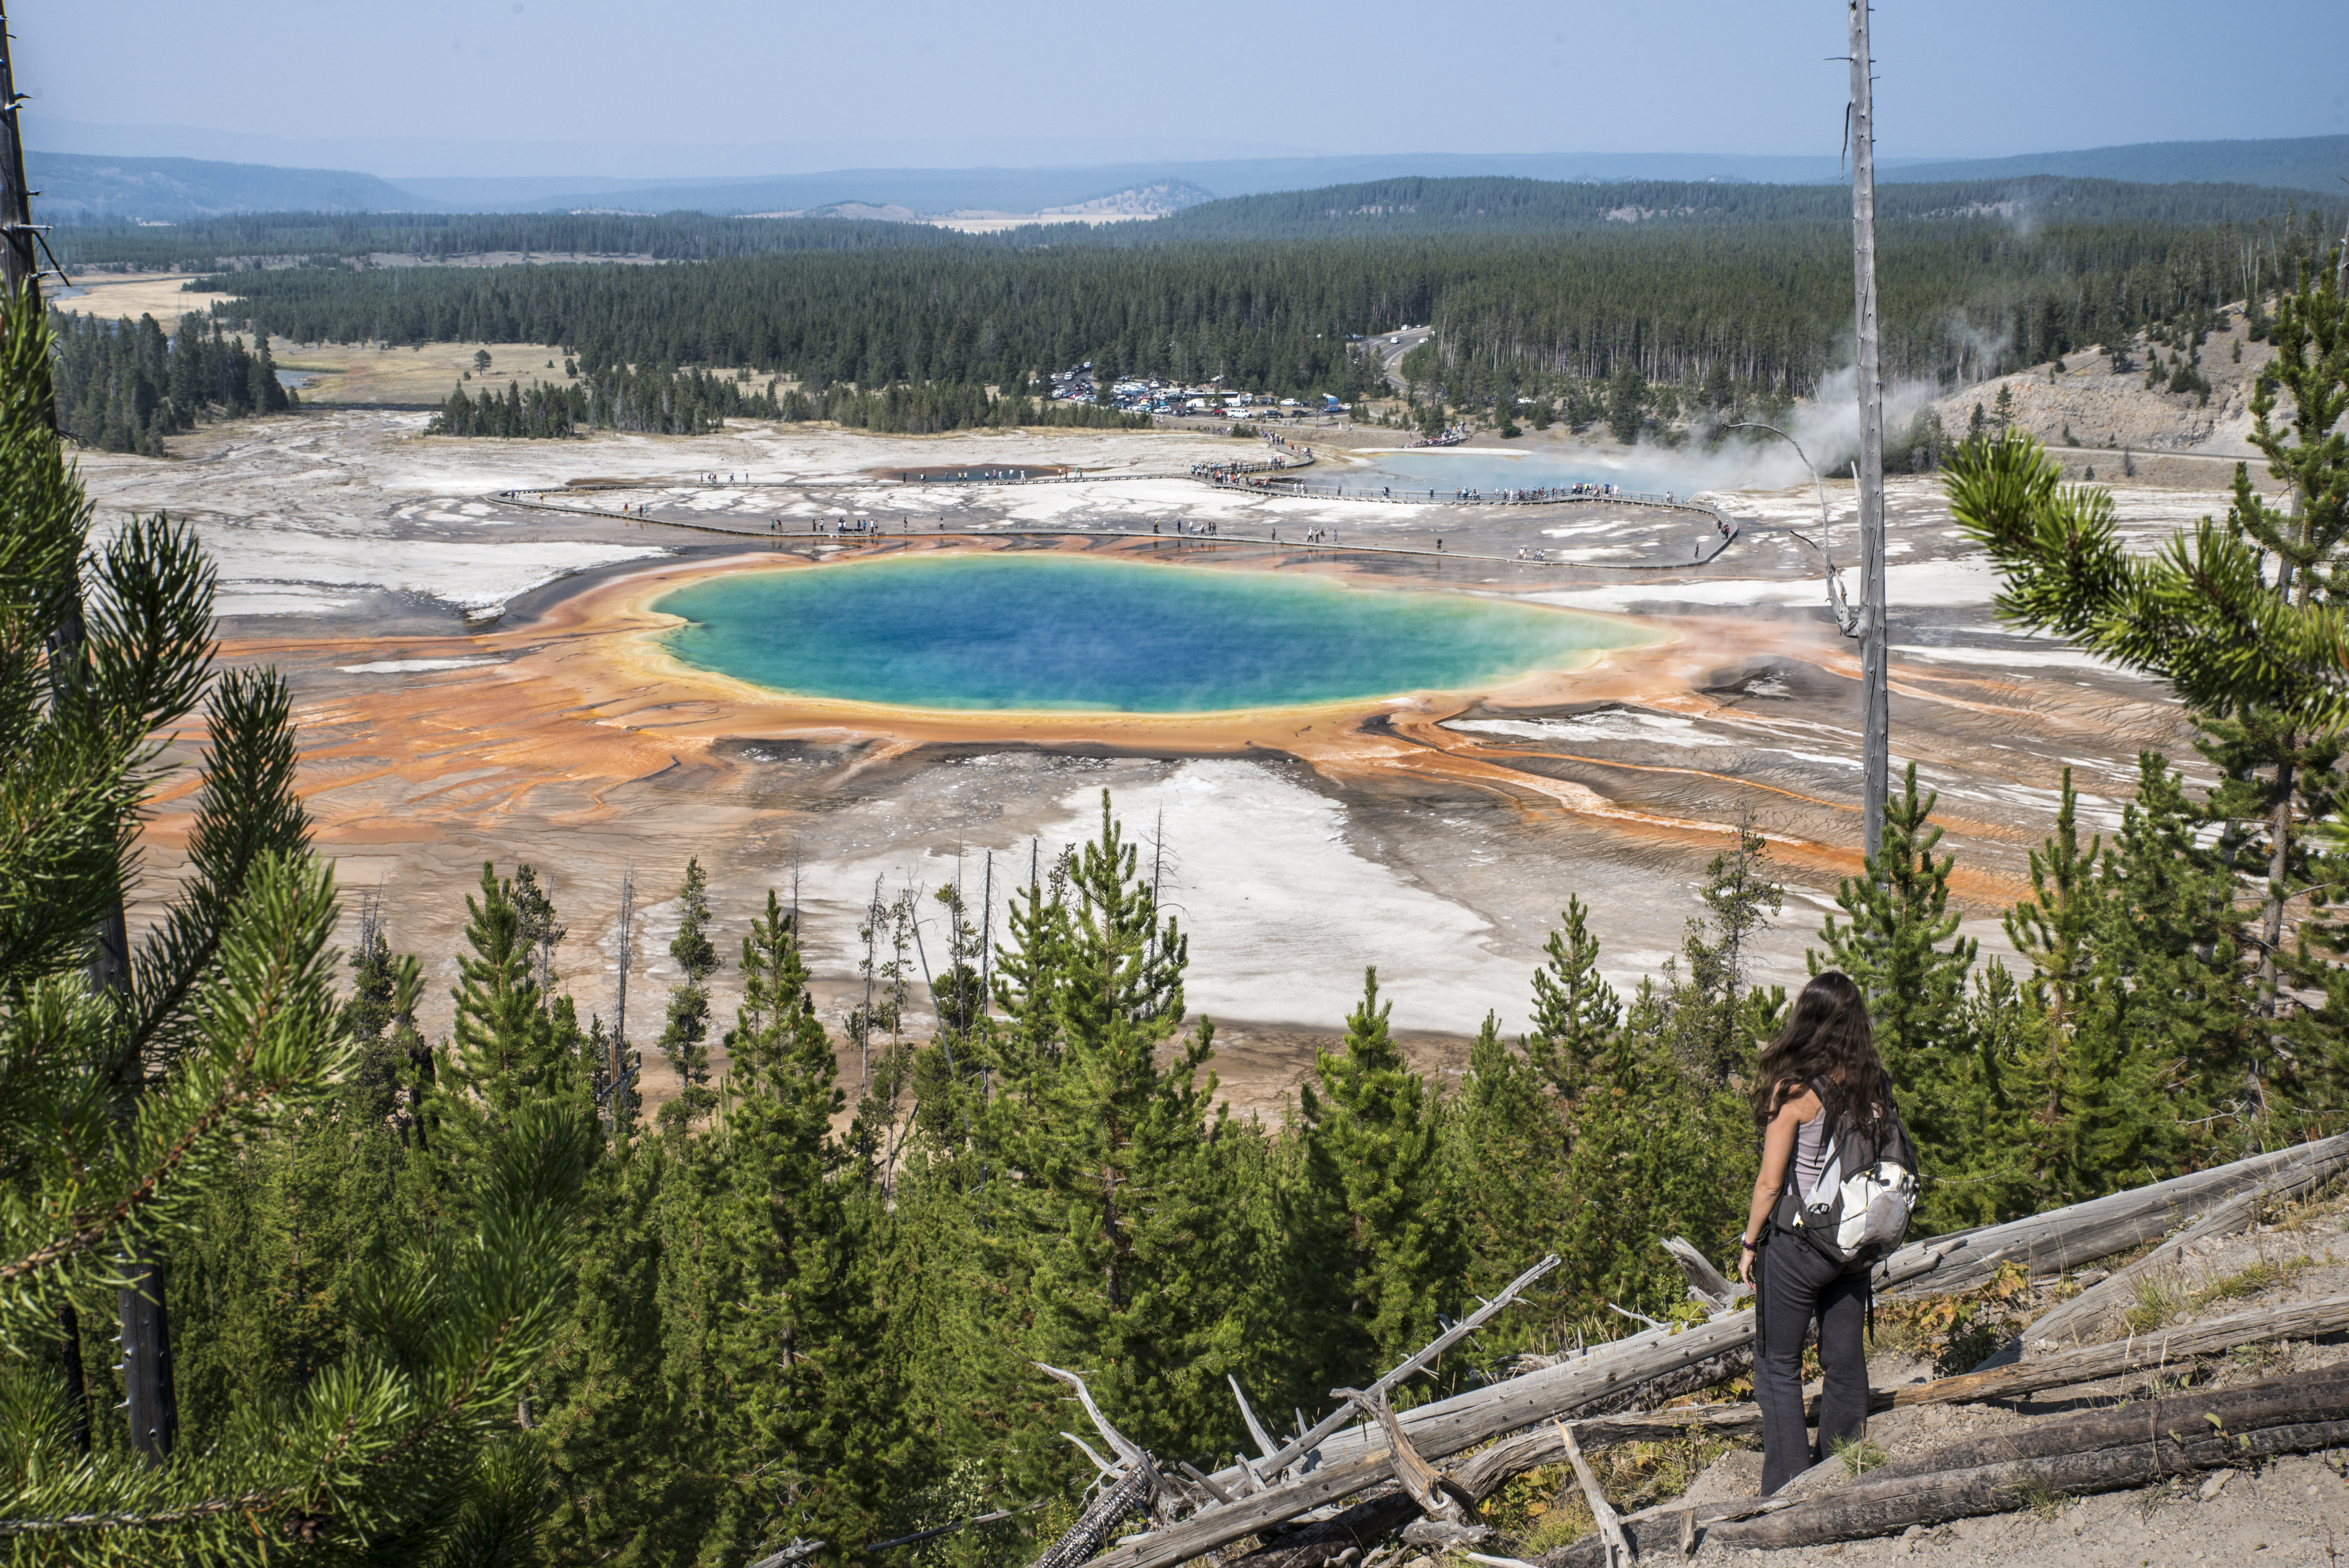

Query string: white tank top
1793 1104 1832 1203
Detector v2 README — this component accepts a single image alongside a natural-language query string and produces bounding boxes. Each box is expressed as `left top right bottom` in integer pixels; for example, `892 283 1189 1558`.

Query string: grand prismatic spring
652 553 1651 712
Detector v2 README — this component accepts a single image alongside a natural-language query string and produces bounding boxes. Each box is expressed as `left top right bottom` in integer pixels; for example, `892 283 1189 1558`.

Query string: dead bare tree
1847 0 1890 858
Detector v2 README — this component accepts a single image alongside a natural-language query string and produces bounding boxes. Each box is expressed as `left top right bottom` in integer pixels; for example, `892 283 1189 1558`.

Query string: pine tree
977 793 1250 1483
1811 763 1979 1169
1673 822 1785 1084
699 891 906 1560
1439 1014 1564 1364
1607 363 1647 443
658 857 722 1132
1998 766 2180 1204
1947 255 2347 1038
0 284 593 1563
2099 754 2256 1136
435 862 566 1211
2004 767 2103 1119
1525 896 1621 1102
1550 981 1743 1327
513 861 567 996
1298 968 1459 1385
344 911 404 1124
539 1136 685 1567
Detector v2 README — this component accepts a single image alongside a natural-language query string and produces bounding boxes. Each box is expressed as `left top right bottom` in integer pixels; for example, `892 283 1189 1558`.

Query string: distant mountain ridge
30 151 434 219
1878 136 2349 194
28 136 2349 225
1142 173 2330 241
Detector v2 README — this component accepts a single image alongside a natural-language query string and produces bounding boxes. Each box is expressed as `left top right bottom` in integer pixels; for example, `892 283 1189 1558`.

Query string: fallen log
1555 1421 1630 1568
2021 1148 2349 1348
1538 1414 2349 1567
1878 1289 2349 1409
1711 1414 2349 1552
1875 1132 2348 1298
1862 1368 2349 1482
1107 1144 2345 1568
1220 1492 1416 1568
1039 1471 1156 1568
1228 1404 1776 1568
1531 1370 2349 1564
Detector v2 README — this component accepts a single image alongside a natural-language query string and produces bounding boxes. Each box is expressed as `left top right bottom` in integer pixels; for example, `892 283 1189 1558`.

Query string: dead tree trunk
1534 1371 2349 1564
1712 1415 2349 1552
2020 1148 2346 1348
1039 1470 1156 1568
1882 1290 2349 1409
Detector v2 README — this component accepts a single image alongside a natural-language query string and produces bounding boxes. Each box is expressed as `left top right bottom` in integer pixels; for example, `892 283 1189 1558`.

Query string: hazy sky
18 0 2349 177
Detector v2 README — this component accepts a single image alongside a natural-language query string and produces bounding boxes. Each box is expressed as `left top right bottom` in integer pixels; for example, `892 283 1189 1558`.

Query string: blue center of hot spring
654 554 1642 714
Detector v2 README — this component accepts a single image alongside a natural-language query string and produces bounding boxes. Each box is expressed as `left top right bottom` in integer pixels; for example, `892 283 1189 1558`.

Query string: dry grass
2121 1253 2317 1335
2014 1468 2067 1520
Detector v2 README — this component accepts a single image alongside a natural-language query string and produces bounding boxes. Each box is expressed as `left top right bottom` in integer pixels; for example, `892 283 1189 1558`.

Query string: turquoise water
655 554 1643 713
1358 450 1689 495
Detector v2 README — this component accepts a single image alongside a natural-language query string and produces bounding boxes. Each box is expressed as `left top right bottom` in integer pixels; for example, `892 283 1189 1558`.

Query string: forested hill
1882 134 2349 195
51 172 2338 274
50 210 971 273
30 151 430 221
1141 173 2331 240
192 205 2344 408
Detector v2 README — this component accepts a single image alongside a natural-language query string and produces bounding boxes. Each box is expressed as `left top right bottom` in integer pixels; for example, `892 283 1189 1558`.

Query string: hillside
28 150 435 219
1881 133 2349 196
46 172 2344 277
1142 173 2331 240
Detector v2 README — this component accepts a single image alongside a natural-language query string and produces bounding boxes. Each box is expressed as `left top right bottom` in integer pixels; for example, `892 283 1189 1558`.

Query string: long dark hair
1749 971 1886 1136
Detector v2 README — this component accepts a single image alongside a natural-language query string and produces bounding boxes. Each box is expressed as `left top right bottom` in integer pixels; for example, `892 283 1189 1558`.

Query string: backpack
1771 1076 1919 1268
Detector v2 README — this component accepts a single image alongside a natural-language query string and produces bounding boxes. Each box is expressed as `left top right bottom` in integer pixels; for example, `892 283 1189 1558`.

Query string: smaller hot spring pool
1352 449 1693 498
655 554 1650 714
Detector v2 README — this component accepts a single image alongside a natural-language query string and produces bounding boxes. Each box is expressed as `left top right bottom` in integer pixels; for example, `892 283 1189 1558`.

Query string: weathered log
1448 1404 1765 1499
1879 1290 2349 1409
1223 1492 1418 1568
1246 1254 1561 1483
1661 1236 1742 1314
1708 1415 2349 1551
1556 1421 1630 1568
1039 1470 1156 1568
1533 1506 1772 1568
1531 1372 2349 1564
1537 1414 2349 1566
1862 1368 2349 1482
1876 1132 2348 1298
1337 1387 1462 1522
2021 1148 2348 1348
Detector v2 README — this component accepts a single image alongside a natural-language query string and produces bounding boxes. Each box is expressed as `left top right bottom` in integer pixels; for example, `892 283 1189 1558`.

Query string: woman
1735 970 1889 1492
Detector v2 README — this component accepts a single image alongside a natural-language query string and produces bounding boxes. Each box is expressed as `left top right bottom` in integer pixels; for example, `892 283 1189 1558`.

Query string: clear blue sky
16 0 2349 177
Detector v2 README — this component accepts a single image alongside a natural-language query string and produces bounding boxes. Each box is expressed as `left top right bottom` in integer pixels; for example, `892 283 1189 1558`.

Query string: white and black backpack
1772 1076 1919 1268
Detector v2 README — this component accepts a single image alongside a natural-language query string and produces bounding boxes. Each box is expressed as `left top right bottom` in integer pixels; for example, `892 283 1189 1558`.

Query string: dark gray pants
1755 1231 1869 1493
